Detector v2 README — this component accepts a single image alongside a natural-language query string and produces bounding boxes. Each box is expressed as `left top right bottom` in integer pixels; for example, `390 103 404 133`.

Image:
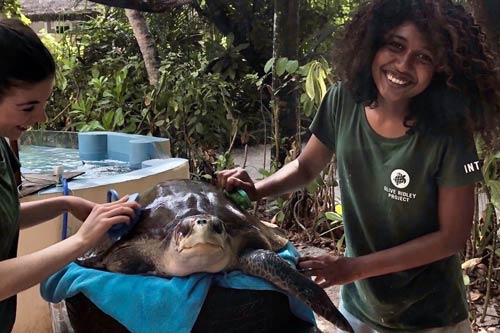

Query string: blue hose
107 189 120 203
61 177 69 240
61 182 121 240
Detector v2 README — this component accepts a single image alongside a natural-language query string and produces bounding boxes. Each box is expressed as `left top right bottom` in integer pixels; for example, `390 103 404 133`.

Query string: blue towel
41 242 315 333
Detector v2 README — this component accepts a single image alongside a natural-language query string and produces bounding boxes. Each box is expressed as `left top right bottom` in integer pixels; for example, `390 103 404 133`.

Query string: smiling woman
364 21 437 139
216 1 500 332
0 79 52 139
371 22 436 108
0 18 140 332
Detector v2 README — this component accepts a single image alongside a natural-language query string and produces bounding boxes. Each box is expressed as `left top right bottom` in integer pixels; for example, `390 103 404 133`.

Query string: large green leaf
463 274 470 286
286 60 299 74
114 108 124 127
276 57 289 76
325 211 343 222
305 69 316 100
102 111 114 129
80 120 105 132
487 180 500 210
264 57 274 73
318 68 327 98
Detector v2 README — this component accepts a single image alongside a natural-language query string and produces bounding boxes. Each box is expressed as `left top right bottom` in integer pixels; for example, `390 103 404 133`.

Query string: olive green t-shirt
310 83 482 331
0 138 21 332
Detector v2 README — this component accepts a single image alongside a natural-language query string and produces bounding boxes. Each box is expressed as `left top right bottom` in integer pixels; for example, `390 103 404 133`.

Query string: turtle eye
212 219 224 234
177 219 192 237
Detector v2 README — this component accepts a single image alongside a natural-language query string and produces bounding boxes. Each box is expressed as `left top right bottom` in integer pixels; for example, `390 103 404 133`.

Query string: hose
61 177 69 240
107 189 120 203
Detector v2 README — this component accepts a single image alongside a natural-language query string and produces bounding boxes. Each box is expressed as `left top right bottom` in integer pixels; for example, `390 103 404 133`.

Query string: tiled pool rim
19 130 187 194
78 131 171 167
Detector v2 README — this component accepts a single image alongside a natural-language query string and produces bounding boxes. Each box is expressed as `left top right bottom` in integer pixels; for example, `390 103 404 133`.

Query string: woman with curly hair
218 0 500 332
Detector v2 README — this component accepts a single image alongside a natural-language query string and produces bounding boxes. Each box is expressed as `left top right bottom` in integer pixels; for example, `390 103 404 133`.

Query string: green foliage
299 0 360 59
213 151 236 172
323 204 345 252
42 5 264 173
40 0 355 158
40 7 148 133
204 33 250 80
0 0 29 22
481 150 500 211
471 136 500 259
196 0 274 66
300 58 332 116
262 56 333 119
148 54 238 155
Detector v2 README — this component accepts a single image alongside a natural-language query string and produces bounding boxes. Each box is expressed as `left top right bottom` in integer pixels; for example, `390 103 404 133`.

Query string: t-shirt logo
391 169 410 189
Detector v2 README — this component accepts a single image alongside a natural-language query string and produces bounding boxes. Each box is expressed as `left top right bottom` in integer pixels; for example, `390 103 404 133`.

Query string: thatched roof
20 0 99 21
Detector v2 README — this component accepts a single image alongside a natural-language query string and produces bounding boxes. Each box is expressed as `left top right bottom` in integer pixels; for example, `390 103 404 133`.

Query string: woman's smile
384 70 413 87
0 78 52 140
371 22 436 109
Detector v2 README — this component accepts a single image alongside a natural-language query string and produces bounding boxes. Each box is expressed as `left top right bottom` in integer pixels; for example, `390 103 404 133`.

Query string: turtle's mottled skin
77 179 353 332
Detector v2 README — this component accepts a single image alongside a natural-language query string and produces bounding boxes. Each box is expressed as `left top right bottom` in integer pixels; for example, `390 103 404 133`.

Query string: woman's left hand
298 254 359 288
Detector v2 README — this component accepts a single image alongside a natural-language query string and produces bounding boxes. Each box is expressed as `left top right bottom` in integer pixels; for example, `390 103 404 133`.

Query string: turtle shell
77 179 288 276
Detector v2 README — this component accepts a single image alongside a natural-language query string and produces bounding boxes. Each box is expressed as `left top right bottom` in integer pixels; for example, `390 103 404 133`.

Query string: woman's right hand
216 167 259 201
74 196 140 248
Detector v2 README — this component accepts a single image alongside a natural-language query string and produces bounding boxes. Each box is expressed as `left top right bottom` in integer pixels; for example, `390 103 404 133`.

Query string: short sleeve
437 136 483 188
309 83 342 151
0 138 20 171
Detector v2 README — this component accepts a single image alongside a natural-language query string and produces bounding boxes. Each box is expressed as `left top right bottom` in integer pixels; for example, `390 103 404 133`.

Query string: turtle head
161 214 235 276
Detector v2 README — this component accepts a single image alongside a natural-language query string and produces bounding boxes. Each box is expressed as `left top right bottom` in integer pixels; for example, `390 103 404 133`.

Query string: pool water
19 145 137 179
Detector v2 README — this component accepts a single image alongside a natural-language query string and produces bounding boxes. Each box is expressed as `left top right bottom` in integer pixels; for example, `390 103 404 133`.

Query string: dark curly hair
333 0 500 150
0 19 55 102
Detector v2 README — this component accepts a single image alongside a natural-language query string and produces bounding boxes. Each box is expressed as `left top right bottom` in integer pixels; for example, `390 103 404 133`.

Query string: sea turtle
70 179 353 333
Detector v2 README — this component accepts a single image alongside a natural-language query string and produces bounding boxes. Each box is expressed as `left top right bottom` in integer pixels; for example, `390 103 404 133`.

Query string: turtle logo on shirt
390 169 410 189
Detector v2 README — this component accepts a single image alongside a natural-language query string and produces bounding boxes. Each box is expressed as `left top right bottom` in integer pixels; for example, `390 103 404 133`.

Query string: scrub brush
223 188 252 210
108 193 142 242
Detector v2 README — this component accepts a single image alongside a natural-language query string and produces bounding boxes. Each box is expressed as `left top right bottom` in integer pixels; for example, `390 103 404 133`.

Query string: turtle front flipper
238 249 354 333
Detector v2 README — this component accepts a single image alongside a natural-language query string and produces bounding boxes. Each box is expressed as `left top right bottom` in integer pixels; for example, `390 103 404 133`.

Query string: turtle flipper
238 249 354 333
77 241 156 275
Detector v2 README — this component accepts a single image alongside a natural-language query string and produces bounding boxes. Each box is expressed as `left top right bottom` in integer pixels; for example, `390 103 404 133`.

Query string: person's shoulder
418 130 476 154
325 81 358 106
327 81 344 95
0 137 8 152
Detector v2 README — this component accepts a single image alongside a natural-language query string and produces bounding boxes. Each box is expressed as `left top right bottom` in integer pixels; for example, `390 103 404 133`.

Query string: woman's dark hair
0 19 56 101
333 0 500 149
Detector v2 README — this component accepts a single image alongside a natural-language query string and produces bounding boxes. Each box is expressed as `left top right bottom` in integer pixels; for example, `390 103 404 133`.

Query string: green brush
223 188 252 210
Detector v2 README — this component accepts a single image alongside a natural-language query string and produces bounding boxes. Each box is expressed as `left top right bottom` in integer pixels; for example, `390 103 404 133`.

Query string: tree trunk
469 0 500 55
272 0 300 166
124 9 161 86
89 0 192 12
